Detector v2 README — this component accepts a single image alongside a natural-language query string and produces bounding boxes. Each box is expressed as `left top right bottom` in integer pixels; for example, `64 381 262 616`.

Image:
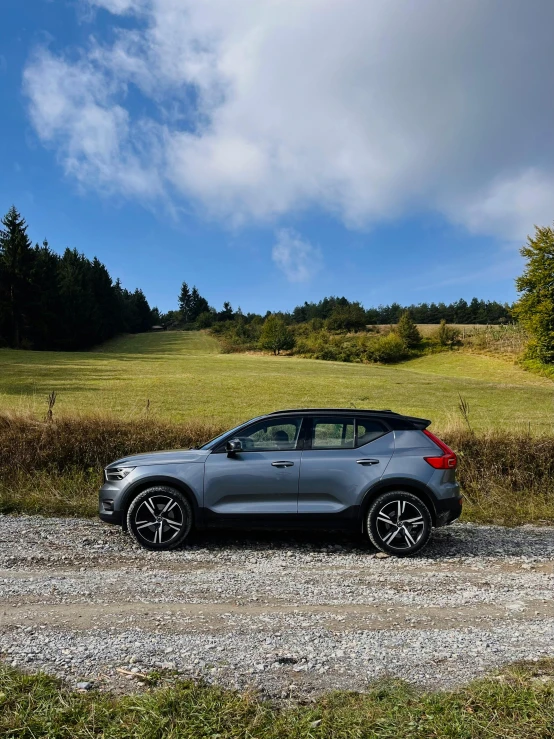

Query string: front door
298 416 394 521
204 416 304 521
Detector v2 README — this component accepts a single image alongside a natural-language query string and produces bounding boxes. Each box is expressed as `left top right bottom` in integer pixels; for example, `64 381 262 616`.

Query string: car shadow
184 523 554 560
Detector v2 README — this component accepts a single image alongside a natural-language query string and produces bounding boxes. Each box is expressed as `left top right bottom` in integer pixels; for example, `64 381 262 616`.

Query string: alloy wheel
132 494 185 546
375 498 426 551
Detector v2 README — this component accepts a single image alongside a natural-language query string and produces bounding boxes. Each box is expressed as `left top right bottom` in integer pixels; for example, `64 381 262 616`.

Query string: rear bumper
435 495 463 527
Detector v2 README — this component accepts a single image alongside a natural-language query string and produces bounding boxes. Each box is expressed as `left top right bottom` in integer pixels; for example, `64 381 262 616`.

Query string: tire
126 486 193 551
367 490 432 557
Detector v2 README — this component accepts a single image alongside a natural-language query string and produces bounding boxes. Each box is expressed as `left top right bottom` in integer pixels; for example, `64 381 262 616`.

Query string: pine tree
513 223 554 363
395 311 421 348
189 286 210 322
178 282 192 322
0 206 35 347
259 314 295 355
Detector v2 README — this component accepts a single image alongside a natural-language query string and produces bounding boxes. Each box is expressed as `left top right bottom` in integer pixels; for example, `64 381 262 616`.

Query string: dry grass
443 429 554 525
1 412 553 525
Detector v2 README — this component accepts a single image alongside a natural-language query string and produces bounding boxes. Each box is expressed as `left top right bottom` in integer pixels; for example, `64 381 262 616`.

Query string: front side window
232 417 303 451
311 418 355 449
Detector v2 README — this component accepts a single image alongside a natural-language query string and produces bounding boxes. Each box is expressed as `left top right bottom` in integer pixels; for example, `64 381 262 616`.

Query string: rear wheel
127 486 192 551
367 491 432 557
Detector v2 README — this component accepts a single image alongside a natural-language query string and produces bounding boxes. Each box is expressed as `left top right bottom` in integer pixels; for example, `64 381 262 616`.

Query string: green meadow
0 331 552 432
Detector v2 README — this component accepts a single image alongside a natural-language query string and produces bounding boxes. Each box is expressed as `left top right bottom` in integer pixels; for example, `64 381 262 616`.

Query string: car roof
263 408 431 429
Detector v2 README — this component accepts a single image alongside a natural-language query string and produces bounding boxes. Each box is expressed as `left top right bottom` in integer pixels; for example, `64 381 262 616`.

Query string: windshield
198 416 264 450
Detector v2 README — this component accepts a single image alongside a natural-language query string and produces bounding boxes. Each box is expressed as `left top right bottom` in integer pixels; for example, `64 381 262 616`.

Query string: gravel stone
0 514 553 698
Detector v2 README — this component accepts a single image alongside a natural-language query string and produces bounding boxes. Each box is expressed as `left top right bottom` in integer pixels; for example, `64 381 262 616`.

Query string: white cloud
272 229 322 282
446 169 554 242
24 0 554 240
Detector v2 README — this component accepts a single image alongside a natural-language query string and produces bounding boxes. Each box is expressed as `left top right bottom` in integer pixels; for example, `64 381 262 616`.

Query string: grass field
0 330 552 432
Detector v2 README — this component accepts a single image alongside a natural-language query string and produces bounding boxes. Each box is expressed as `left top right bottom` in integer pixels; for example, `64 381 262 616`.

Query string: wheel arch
120 476 201 526
359 478 437 529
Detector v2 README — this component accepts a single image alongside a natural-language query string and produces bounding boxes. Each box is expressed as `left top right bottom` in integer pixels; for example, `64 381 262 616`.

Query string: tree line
162 286 512 332
291 296 512 326
0 207 154 350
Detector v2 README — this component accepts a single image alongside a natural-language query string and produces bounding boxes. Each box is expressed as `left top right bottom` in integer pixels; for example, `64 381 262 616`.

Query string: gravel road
1 514 553 699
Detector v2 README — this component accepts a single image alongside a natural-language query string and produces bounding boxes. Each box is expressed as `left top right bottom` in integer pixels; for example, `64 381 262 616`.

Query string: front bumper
435 495 463 527
99 482 124 525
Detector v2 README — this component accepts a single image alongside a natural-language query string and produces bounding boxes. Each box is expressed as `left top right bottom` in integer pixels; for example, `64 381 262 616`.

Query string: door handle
356 459 379 465
271 461 294 468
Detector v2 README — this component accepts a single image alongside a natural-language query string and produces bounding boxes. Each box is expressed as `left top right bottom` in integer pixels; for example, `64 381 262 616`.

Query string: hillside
0 331 552 432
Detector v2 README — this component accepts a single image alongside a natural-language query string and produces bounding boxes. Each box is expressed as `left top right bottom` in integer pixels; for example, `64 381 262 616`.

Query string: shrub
366 333 408 363
435 319 461 347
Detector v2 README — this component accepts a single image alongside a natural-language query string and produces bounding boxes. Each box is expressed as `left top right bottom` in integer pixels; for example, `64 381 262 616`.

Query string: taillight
423 429 457 469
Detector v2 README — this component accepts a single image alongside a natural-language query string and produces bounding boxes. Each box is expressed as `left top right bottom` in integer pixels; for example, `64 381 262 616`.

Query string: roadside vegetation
1 660 553 739
1 412 554 525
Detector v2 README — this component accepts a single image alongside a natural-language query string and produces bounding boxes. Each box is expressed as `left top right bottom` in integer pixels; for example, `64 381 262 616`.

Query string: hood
106 449 210 468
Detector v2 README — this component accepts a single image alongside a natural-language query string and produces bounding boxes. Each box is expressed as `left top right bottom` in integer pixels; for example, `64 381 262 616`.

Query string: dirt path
1 514 553 698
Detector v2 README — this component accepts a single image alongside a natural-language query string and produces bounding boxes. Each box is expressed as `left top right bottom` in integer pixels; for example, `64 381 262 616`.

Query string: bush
366 333 408 363
435 319 461 347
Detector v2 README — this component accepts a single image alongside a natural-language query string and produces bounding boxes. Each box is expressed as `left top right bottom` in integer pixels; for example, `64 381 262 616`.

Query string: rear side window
356 419 387 446
312 418 355 449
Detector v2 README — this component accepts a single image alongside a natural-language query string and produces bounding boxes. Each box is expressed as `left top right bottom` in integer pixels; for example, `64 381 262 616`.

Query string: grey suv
99 409 462 556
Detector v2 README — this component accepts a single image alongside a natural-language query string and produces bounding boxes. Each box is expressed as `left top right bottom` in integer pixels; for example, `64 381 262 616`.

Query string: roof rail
265 408 400 415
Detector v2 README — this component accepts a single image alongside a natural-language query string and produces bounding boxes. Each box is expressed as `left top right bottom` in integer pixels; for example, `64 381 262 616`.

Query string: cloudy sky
1 0 553 312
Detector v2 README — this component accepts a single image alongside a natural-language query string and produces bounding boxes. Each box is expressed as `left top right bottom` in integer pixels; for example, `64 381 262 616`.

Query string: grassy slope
0 331 552 432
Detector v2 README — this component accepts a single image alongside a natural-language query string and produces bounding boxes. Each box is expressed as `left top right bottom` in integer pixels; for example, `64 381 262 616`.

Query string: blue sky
1 0 553 314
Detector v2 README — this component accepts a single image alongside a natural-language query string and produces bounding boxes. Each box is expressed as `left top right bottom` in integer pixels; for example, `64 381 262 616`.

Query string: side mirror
226 438 243 456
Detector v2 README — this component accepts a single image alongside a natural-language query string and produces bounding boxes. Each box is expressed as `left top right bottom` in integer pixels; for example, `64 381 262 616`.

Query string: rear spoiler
384 414 432 431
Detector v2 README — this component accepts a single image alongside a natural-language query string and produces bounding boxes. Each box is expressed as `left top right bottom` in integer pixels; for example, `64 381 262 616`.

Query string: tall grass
1 413 553 525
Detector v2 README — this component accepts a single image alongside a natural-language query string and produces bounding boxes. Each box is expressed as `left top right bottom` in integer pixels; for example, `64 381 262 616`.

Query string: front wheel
367 491 432 557
127 486 192 550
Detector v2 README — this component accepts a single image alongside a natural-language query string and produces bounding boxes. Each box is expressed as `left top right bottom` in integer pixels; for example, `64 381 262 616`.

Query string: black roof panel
263 408 431 429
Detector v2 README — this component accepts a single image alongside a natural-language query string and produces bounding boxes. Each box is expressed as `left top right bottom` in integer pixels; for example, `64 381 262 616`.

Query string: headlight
105 466 135 482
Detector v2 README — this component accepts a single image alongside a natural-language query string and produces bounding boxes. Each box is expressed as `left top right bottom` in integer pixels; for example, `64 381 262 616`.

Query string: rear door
298 416 394 520
203 416 304 518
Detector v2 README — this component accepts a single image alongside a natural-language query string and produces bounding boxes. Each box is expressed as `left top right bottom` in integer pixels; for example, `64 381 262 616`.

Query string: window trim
212 416 306 453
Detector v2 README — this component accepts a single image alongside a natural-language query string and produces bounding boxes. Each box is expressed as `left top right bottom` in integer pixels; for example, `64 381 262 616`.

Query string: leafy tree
395 311 421 348
326 302 367 331
513 223 554 363
196 310 215 329
259 314 295 355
